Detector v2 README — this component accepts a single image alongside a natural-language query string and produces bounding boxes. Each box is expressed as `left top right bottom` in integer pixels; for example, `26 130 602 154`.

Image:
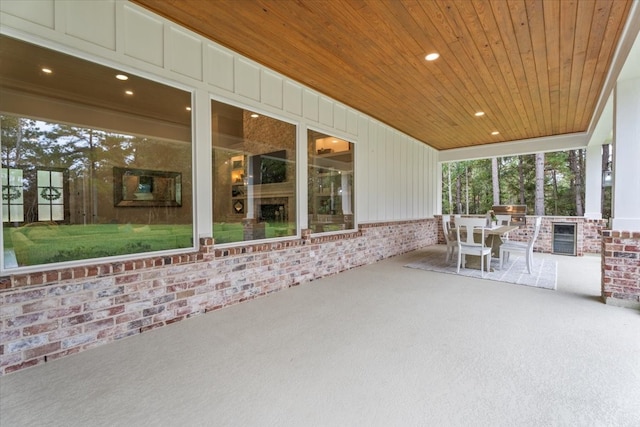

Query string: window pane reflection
212 101 297 244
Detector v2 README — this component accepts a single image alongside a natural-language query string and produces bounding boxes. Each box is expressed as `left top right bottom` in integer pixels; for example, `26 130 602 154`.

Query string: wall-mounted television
250 150 287 184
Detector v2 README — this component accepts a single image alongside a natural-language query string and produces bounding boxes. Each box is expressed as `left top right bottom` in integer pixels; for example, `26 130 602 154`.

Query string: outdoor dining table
457 224 520 270
482 225 520 257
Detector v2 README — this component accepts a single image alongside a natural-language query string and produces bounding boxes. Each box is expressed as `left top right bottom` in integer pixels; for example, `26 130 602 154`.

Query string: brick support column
601 230 640 309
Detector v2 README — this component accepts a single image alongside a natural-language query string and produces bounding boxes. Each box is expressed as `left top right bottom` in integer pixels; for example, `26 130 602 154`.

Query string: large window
0 36 194 270
307 130 354 232
212 100 297 244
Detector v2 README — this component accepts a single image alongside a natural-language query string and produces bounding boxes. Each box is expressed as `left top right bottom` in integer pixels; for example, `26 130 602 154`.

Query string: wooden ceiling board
438 1 520 139
579 0 631 128
132 0 633 151
543 0 561 135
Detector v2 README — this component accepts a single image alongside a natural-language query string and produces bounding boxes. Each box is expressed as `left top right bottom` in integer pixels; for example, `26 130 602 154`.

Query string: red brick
7 313 45 328
23 321 59 336
61 313 94 327
115 312 140 324
45 271 60 283
46 347 81 361
5 358 41 374
115 273 140 285
140 322 164 333
5 289 47 304
47 306 83 319
23 299 58 314
86 266 99 277
24 342 61 359
84 318 114 332
73 267 87 278
48 326 82 340
95 305 125 319
176 290 195 299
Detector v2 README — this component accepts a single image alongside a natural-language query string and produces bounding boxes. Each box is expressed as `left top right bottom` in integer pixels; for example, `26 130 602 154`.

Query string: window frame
306 126 357 235
210 95 301 248
0 36 198 274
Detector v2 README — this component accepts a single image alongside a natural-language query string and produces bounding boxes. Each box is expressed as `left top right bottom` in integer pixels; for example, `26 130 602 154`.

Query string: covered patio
2 251 639 425
0 6 639 425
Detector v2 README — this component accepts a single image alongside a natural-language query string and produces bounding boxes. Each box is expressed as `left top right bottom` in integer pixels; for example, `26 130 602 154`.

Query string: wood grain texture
132 0 633 150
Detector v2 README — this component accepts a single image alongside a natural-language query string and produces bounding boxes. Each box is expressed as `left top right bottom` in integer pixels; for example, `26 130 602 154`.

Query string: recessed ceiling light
425 53 440 61
491 131 500 135
116 74 129 81
125 90 134 96
474 111 485 117
41 68 52 74
250 113 259 118
185 106 192 111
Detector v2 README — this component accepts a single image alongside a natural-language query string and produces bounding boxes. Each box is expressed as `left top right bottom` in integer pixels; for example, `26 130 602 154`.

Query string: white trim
438 132 588 163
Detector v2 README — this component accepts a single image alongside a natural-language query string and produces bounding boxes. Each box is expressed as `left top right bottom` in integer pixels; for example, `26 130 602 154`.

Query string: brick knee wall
0 219 437 375
435 215 607 255
601 230 640 308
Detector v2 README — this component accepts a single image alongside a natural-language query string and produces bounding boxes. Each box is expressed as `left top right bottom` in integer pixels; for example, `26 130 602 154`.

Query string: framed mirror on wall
114 167 182 207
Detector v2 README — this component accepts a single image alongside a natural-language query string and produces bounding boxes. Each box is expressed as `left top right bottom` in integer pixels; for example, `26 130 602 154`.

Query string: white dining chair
499 216 542 273
455 217 492 277
442 214 457 262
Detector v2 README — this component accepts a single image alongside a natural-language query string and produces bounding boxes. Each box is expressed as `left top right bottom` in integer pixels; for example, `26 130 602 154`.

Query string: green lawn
4 223 193 267
2 221 296 267
212 222 295 244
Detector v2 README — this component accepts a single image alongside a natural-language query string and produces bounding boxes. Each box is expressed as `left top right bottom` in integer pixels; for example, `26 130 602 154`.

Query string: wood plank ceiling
133 0 633 151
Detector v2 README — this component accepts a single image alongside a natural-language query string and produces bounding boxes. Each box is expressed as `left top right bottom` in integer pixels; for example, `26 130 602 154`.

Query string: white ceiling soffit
438 132 588 163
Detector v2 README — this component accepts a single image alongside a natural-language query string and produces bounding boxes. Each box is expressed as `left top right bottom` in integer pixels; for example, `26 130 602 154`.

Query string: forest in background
442 147 612 218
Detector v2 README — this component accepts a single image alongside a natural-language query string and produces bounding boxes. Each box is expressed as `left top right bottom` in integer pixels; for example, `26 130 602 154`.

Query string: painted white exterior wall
0 0 439 238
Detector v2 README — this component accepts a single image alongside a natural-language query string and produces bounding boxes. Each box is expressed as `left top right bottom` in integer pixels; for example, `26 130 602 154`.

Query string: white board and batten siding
0 0 439 231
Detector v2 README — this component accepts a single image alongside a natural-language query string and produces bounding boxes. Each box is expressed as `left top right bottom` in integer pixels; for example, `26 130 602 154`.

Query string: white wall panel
384 128 395 220
261 70 283 109
411 142 424 218
205 44 234 91
235 58 260 100
64 0 116 50
355 115 369 223
407 139 419 219
319 97 333 127
123 5 163 66
168 27 202 80
362 120 374 222
0 0 54 28
373 126 382 221
429 149 436 216
283 81 302 116
334 104 346 132
399 136 408 219
369 122 381 221
391 132 399 219
347 110 358 136
425 149 431 216
303 90 319 122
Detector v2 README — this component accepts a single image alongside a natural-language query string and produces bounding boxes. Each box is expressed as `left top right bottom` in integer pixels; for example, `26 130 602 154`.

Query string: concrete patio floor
1 248 639 426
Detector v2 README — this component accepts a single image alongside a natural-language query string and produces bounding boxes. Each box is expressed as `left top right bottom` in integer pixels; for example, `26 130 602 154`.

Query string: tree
568 150 584 216
441 149 586 217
